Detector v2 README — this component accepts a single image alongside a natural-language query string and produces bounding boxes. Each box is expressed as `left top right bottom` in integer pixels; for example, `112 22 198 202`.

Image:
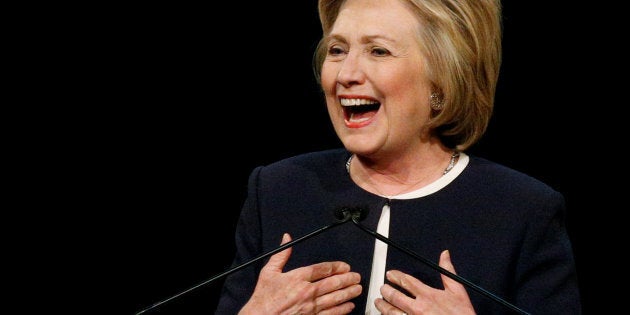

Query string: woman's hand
375 250 475 315
239 233 362 315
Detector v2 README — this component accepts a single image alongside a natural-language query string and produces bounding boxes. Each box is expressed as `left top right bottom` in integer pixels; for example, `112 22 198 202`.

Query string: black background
64 1 617 314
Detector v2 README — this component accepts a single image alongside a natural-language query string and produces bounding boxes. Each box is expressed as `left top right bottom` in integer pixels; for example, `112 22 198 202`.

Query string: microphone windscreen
351 206 369 222
334 207 352 221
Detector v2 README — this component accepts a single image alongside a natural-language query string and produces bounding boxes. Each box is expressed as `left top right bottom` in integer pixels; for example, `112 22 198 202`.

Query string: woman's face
320 0 433 158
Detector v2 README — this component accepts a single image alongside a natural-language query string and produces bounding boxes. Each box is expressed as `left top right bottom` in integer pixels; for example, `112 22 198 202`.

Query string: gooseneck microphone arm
136 206 529 315
134 207 358 315
347 214 530 315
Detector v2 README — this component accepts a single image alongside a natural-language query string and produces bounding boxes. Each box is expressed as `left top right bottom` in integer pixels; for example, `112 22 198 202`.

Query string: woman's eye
371 47 390 56
328 46 345 56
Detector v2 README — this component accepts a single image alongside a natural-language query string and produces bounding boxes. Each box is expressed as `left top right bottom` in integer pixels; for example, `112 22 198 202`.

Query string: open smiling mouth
341 98 381 123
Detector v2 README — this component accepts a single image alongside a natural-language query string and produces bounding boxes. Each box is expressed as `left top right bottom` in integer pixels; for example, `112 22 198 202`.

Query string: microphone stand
134 208 358 315
348 215 530 315
136 207 529 315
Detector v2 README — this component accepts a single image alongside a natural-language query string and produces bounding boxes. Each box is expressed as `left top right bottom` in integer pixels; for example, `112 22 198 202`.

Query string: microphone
334 205 369 222
335 207 528 314
347 217 530 315
136 205 529 314
134 206 362 315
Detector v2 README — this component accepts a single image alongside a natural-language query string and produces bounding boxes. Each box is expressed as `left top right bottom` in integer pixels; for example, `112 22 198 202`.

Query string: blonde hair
314 0 502 151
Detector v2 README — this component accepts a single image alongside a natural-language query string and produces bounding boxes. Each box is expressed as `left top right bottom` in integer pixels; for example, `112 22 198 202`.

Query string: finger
386 269 426 297
439 250 467 295
374 296 404 315
316 300 357 315
380 283 414 308
314 271 361 296
262 233 292 272
314 283 362 311
307 260 351 282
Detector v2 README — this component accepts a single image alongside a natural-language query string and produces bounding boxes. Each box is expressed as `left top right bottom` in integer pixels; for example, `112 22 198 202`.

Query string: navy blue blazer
215 148 581 314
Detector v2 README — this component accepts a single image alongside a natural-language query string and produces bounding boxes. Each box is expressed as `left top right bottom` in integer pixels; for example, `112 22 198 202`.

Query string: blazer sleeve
214 166 265 314
513 191 582 314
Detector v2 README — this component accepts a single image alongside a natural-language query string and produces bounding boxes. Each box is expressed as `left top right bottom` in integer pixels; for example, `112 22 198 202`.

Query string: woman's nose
336 52 366 87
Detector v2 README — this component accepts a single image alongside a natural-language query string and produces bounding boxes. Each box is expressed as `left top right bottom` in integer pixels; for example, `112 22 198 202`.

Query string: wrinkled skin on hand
374 250 476 315
239 233 363 315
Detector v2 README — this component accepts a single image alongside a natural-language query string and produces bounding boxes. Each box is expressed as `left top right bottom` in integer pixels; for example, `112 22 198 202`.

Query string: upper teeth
340 98 378 106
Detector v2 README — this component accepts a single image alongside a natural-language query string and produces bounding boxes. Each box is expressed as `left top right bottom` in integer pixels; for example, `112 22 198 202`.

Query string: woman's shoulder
263 148 350 170
248 148 353 193
251 148 350 180
464 154 562 197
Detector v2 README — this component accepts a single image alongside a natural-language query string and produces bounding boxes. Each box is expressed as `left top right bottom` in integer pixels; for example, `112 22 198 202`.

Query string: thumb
439 250 467 294
262 233 293 272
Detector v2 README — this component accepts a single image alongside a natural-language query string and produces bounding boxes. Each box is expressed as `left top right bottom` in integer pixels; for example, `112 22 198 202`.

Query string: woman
215 0 581 314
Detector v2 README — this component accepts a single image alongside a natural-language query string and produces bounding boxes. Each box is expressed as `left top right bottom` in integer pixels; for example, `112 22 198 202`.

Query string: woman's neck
347 148 458 197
